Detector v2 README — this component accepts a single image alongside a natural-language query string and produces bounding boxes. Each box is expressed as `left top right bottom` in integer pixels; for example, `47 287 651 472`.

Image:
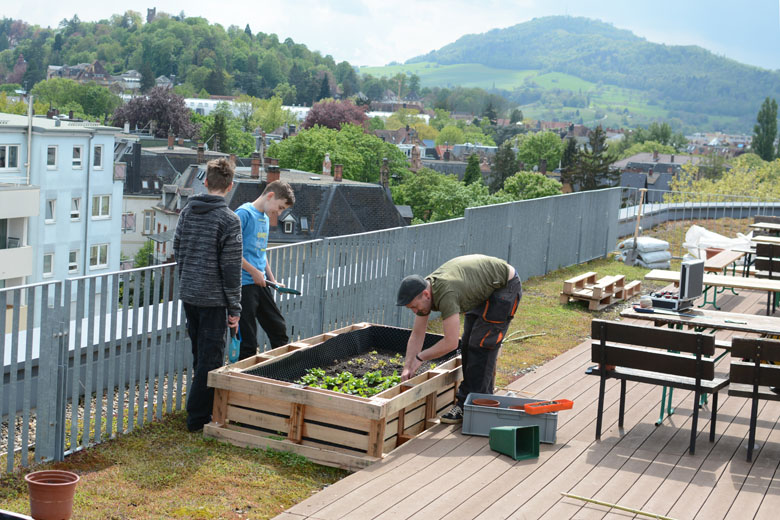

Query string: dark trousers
238 284 289 360
456 274 522 407
183 303 227 431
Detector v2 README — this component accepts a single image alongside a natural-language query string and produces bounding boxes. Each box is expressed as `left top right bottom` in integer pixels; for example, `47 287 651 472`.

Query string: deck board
276 286 780 520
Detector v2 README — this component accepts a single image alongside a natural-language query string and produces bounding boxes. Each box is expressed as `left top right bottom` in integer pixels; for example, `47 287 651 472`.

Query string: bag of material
617 237 669 254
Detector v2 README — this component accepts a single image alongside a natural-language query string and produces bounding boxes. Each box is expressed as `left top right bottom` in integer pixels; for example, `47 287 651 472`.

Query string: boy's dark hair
262 180 295 205
206 158 235 192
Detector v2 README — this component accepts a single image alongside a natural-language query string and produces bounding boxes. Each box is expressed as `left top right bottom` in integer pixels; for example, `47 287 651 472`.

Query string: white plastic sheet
682 224 753 260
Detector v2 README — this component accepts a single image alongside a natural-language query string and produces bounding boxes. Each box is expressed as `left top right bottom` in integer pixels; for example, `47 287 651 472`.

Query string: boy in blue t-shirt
235 180 296 359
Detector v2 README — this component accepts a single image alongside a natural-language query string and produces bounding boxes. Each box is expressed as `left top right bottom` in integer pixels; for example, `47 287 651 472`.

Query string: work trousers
238 284 289 360
456 273 523 407
183 303 227 431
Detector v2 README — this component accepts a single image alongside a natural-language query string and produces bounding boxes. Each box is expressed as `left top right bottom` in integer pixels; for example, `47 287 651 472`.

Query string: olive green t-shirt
426 254 510 319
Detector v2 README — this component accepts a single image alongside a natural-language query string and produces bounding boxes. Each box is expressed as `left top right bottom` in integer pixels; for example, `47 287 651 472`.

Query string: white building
0 112 123 289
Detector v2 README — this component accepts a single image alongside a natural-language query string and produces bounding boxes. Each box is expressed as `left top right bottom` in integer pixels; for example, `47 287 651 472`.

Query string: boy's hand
227 315 239 332
251 269 266 287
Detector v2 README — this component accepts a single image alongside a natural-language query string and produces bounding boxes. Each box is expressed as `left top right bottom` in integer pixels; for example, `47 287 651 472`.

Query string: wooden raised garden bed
204 322 463 471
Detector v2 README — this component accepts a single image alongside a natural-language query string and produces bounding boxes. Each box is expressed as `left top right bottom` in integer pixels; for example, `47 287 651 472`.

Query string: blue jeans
183 303 227 431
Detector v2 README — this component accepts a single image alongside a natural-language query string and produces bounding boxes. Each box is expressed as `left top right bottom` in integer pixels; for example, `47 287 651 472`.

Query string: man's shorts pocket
468 319 510 350
481 284 521 324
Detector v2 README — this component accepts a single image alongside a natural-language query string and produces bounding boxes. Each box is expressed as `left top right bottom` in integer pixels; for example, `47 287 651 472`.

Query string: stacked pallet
559 271 642 310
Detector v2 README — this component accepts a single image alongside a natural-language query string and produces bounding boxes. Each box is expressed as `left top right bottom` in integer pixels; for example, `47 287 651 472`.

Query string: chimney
68 110 73 120
670 154 674 163
229 153 236 165
197 143 205 164
266 165 280 184
178 188 193 210
177 137 184 146
333 164 343 182
380 157 389 189
653 150 659 162
250 152 260 178
167 131 174 150
539 159 547 175
132 142 142 192
162 185 177 207
123 121 130 133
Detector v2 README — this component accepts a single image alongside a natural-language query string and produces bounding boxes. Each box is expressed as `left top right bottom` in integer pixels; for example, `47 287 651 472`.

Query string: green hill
370 16 780 132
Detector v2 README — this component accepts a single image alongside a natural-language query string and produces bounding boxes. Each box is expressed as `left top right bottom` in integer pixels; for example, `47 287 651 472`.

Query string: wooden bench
589 319 728 454
728 337 780 461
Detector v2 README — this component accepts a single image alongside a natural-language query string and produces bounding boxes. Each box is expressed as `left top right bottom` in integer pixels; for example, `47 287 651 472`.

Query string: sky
9 0 780 70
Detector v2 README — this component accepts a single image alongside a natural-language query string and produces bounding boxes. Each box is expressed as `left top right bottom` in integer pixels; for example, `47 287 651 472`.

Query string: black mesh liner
245 325 459 382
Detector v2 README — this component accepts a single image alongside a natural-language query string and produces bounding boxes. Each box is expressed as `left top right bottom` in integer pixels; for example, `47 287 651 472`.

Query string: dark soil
324 349 442 379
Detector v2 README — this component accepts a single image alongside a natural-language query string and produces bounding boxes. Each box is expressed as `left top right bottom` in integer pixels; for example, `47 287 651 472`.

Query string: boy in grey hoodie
173 158 242 432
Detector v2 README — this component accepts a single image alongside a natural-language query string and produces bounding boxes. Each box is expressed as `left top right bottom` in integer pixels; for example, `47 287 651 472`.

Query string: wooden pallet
204 322 462 471
615 279 642 300
560 273 641 311
562 271 597 294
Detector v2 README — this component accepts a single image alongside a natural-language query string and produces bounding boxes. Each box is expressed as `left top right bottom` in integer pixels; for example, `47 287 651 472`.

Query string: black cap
396 275 427 306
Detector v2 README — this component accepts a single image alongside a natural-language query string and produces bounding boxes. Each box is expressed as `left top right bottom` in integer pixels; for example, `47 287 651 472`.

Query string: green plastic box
489 425 540 460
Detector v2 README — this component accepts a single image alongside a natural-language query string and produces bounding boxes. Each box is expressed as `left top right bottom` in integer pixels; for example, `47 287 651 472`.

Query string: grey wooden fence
1 188 621 472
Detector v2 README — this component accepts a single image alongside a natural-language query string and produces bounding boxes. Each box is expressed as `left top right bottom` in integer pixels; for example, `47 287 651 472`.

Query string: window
121 212 136 232
0 144 20 170
70 198 80 220
43 253 54 277
72 146 83 168
47 146 57 169
141 180 149 189
68 250 79 273
89 244 108 269
284 221 293 234
93 145 103 169
143 210 155 235
91 195 110 219
45 199 56 223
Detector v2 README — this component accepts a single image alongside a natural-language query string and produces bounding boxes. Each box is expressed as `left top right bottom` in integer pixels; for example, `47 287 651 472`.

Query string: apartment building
0 112 123 288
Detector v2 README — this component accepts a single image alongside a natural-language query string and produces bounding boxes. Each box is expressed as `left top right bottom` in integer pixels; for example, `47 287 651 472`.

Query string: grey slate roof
159 165 406 242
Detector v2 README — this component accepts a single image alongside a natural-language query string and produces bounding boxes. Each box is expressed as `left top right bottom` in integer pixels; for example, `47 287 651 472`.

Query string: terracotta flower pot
472 398 500 407
25 470 79 520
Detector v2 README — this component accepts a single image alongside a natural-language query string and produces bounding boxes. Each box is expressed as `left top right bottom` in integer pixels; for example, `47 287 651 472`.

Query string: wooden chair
728 337 780 461
754 215 780 225
753 243 780 315
589 319 728 454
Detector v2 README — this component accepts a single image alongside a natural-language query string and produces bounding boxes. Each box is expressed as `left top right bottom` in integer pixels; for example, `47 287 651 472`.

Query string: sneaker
440 405 464 424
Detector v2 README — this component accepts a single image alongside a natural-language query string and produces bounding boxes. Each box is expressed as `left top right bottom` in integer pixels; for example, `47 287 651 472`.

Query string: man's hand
227 315 239 333
401 355 423 381
251 269 266 287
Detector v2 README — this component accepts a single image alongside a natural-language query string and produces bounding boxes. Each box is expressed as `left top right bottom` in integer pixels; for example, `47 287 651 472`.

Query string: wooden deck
274 286 780 520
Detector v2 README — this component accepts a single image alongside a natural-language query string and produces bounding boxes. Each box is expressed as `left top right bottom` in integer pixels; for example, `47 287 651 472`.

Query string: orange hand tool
523 399 573 414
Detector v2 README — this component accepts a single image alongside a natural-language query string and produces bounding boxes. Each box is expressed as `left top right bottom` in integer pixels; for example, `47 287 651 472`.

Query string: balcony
0 185 39 219
0 245 33 279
